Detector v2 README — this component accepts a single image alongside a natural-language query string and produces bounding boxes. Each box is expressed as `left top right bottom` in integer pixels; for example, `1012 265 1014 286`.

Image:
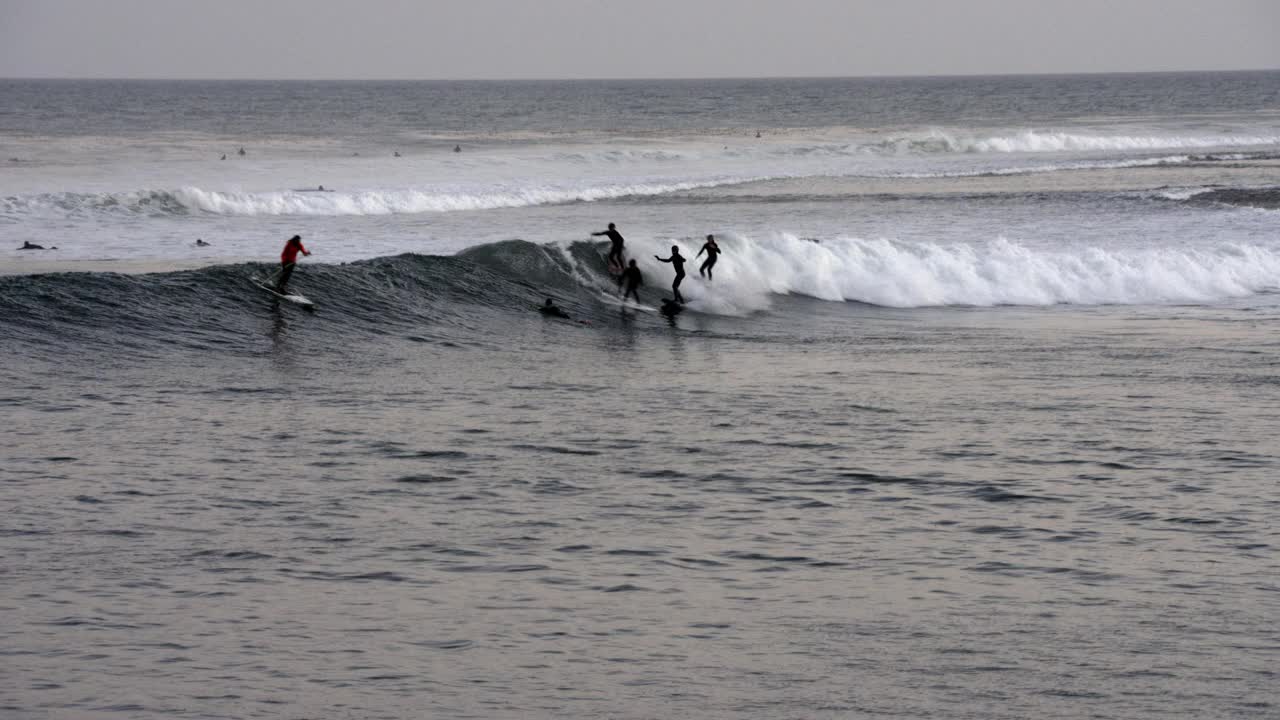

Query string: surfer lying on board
696 234 721 280
275 235 310 293
654 246 686 304
619 259 643 302
592 223 626 271
540 298 571 319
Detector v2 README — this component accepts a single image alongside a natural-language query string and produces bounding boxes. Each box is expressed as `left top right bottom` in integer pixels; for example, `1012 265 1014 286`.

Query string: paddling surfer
654 246 687 304
592 223 626 271
275 235 310 293
540 298 571 319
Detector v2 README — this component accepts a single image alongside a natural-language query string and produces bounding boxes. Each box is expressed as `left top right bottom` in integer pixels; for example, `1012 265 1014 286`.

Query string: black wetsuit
594 228 626 268
656 252 686 304
619 266 643 302
697 240 721 280
540 304 570 319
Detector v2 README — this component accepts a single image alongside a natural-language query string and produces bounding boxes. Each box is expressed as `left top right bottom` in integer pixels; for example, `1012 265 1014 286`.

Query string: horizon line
3 67 1279 83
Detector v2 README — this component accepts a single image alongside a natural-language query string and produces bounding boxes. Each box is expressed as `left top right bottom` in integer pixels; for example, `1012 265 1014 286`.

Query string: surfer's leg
673 272 685 303
276 263 295 292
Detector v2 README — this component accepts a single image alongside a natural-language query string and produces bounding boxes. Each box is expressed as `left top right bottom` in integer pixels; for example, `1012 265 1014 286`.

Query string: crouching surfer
619 259 643 303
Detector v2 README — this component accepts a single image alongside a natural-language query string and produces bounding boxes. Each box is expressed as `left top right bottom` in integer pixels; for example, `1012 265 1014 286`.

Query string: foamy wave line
623 234 1280 314
881 129 1280 155
174 179 756 216
882 155 1194 179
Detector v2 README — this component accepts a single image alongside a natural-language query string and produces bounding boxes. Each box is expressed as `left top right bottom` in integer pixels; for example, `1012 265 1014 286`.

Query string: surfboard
252 276 315 307
600 293 655 312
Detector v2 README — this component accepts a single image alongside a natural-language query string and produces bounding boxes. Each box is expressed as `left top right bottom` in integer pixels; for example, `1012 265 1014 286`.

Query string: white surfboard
252 276 315 307
599 293 655 312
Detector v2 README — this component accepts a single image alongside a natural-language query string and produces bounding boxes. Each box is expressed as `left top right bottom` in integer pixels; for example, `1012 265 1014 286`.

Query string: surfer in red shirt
276 234 310 293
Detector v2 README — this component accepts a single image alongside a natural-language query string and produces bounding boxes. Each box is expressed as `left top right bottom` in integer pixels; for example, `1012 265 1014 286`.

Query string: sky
1 0 1278 80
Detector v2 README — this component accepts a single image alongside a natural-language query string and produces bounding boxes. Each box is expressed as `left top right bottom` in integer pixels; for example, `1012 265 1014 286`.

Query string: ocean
2 73 1279 719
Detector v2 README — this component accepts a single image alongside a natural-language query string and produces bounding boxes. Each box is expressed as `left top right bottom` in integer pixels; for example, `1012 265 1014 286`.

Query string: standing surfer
654 246 687 304
619 259 644 303
592 223 626 272
696 234 722 280
275 235 310 293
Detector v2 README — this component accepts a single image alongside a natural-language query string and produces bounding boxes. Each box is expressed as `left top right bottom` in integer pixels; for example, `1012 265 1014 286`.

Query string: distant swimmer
539 298 571 319
220 154 227 160
696 234 722 280
619 259 643 302
318 185 325 191
195 238 211 247
592 222 626 271
654 246 687 304
19 241 45 250
275 234 310 293
237 147 246 156
454 145 461 153
394 151 401 157
755 131 761 138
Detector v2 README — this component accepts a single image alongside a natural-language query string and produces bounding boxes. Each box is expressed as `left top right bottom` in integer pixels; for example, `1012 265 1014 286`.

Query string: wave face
5 236 1280 357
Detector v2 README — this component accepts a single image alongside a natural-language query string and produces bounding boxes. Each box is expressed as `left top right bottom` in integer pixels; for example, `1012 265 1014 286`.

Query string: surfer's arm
591 231 605 237
695 245 706 258
655 255 670 263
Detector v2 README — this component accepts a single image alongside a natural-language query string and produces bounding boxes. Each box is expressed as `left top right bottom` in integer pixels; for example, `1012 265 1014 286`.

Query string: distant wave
1 179 751 218
868 130 1280 155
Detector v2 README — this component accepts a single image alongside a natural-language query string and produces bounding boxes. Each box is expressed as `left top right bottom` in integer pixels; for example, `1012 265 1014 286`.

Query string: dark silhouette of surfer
195 238 211 247
540 298 571 319
454 145 461 153
696 234 722 280
592 223 626 271
619 259 643 302
19 241 48 250
655 246 686 304
220 154 226 160
275 235 310 293
238 147 246 156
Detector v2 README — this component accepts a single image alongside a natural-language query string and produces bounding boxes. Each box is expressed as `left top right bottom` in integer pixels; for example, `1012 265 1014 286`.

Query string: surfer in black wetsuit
592 223 626 271
654 246 686 304
696 234 722 280
619 259 643 302
540 298 571 319
19 241 44 250
195 238 211 247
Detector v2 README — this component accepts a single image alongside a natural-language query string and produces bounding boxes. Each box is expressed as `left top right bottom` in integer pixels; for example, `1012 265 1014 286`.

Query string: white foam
173 179 744 216
621 233 1280 313
908 129 1280 155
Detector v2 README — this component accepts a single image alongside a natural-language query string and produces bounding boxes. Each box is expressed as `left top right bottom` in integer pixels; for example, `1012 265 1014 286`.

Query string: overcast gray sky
2 0 1278 80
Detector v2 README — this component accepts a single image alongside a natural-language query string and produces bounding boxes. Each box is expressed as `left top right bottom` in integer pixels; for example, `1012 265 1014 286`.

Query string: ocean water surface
2 73 1279 719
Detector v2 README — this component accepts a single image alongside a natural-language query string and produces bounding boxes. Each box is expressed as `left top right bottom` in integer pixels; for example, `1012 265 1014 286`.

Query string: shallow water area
4 298 1280 719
